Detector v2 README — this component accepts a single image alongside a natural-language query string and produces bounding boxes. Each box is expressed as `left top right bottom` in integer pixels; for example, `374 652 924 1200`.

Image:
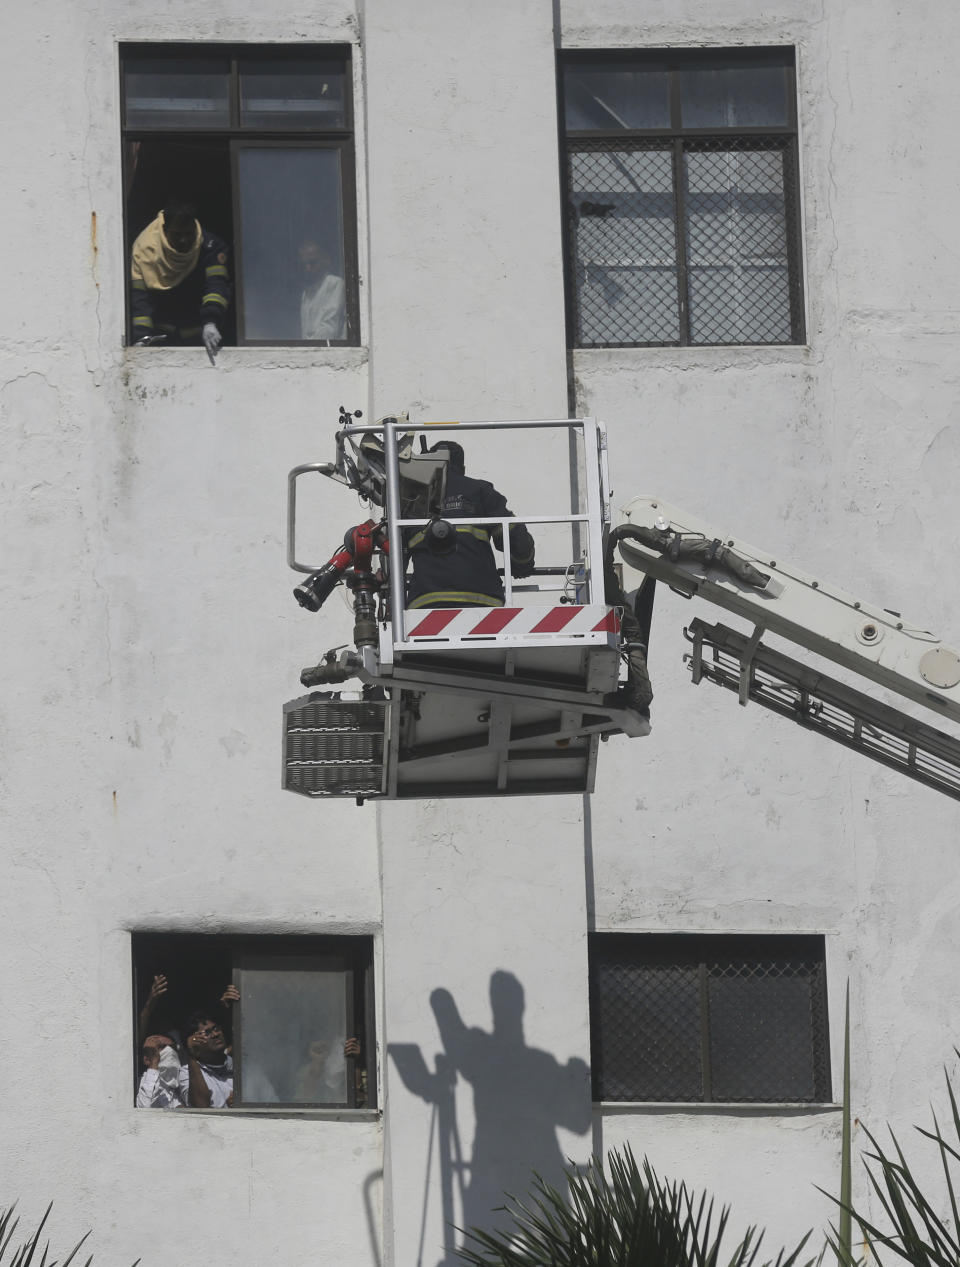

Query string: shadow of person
390 972 592 1263
432 971 591 1246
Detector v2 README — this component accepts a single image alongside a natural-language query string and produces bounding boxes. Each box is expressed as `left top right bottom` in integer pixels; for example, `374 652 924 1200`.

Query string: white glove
202 322 222 365
157 1043 181 1091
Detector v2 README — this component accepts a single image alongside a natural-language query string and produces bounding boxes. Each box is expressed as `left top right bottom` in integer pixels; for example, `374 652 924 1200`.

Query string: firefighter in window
130 199 232 364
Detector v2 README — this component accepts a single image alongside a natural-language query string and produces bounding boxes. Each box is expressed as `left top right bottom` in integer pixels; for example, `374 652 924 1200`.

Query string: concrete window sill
136 1106 381 1121
595 1101 841 1116
123 344 369 371
572 345 811 368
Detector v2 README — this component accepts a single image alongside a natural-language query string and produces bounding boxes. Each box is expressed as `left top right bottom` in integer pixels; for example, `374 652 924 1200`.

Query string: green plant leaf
455 1146 814 1267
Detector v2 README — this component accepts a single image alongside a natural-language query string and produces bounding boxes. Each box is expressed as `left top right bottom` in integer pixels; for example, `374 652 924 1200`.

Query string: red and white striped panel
404 605 620 640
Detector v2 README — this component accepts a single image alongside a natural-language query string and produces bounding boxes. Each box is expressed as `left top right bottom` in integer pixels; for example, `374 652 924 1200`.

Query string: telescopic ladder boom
615 496 960 801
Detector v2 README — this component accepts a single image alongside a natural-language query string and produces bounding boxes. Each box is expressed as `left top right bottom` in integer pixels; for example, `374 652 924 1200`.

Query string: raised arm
183 1039 213 1108
137 974 167 1047
430 987 482 1081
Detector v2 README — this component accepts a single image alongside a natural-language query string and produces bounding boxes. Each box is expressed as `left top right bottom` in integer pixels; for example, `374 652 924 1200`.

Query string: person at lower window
130 199 232 363
293 1035 363 1103
136 1034 184 1109
298 240 346 342
180 1010 233 1108
406 441 536 609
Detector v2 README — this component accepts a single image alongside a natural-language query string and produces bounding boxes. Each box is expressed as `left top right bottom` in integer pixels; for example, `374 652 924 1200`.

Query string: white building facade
3 0 960 1263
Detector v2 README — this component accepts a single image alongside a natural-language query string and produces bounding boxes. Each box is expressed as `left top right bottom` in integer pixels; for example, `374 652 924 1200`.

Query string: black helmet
427 440 465 473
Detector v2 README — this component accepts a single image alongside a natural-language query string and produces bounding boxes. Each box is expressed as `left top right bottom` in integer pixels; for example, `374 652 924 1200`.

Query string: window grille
561 50 805 348
589 933 830 1102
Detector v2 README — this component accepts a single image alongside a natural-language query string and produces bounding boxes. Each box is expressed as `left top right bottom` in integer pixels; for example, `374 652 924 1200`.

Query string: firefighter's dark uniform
131 231 232 344
406 470 536 609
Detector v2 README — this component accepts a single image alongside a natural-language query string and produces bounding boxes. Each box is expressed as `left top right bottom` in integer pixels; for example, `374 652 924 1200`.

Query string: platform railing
381 416 608 646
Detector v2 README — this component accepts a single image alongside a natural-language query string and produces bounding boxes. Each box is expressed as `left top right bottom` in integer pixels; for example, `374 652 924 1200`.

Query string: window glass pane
124 58 230 129
569 149 679 345
564 65 670 131
239 59 347 129
684 147 792 343
237 147 347 341
238 957 349 1104
679 64 789 128
591 955 702 1100
707 963 820 1101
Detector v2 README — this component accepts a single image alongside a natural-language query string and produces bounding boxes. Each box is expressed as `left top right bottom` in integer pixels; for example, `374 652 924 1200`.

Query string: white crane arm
616 496 960 726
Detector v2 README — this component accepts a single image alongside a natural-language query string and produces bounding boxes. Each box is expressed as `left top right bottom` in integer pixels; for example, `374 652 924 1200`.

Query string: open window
121 44 359 347
132 933 376 1110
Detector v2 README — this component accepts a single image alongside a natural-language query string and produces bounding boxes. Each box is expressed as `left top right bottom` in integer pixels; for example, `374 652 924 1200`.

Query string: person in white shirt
298 240 346 342
136 1034 184 1109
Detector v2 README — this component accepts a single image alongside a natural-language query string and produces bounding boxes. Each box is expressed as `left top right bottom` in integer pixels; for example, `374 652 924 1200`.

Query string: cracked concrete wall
2 0 960 1263
1 2 382 1264
562 0 960 1253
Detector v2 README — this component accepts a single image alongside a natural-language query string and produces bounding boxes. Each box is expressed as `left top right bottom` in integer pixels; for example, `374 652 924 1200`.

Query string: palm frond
454 1146 815 1267
0 1205 138 1267
823 1062 960 1267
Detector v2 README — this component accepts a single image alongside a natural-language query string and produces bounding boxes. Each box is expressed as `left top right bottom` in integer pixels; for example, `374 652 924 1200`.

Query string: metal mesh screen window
568 146 681 345
562 49 804 348
589 934 831 1103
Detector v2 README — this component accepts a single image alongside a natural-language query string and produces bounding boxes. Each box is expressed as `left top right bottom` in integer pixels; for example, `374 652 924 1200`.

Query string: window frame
588 932 831 1105
119 42 360 349
131 931 377 1113
559 47 805 349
